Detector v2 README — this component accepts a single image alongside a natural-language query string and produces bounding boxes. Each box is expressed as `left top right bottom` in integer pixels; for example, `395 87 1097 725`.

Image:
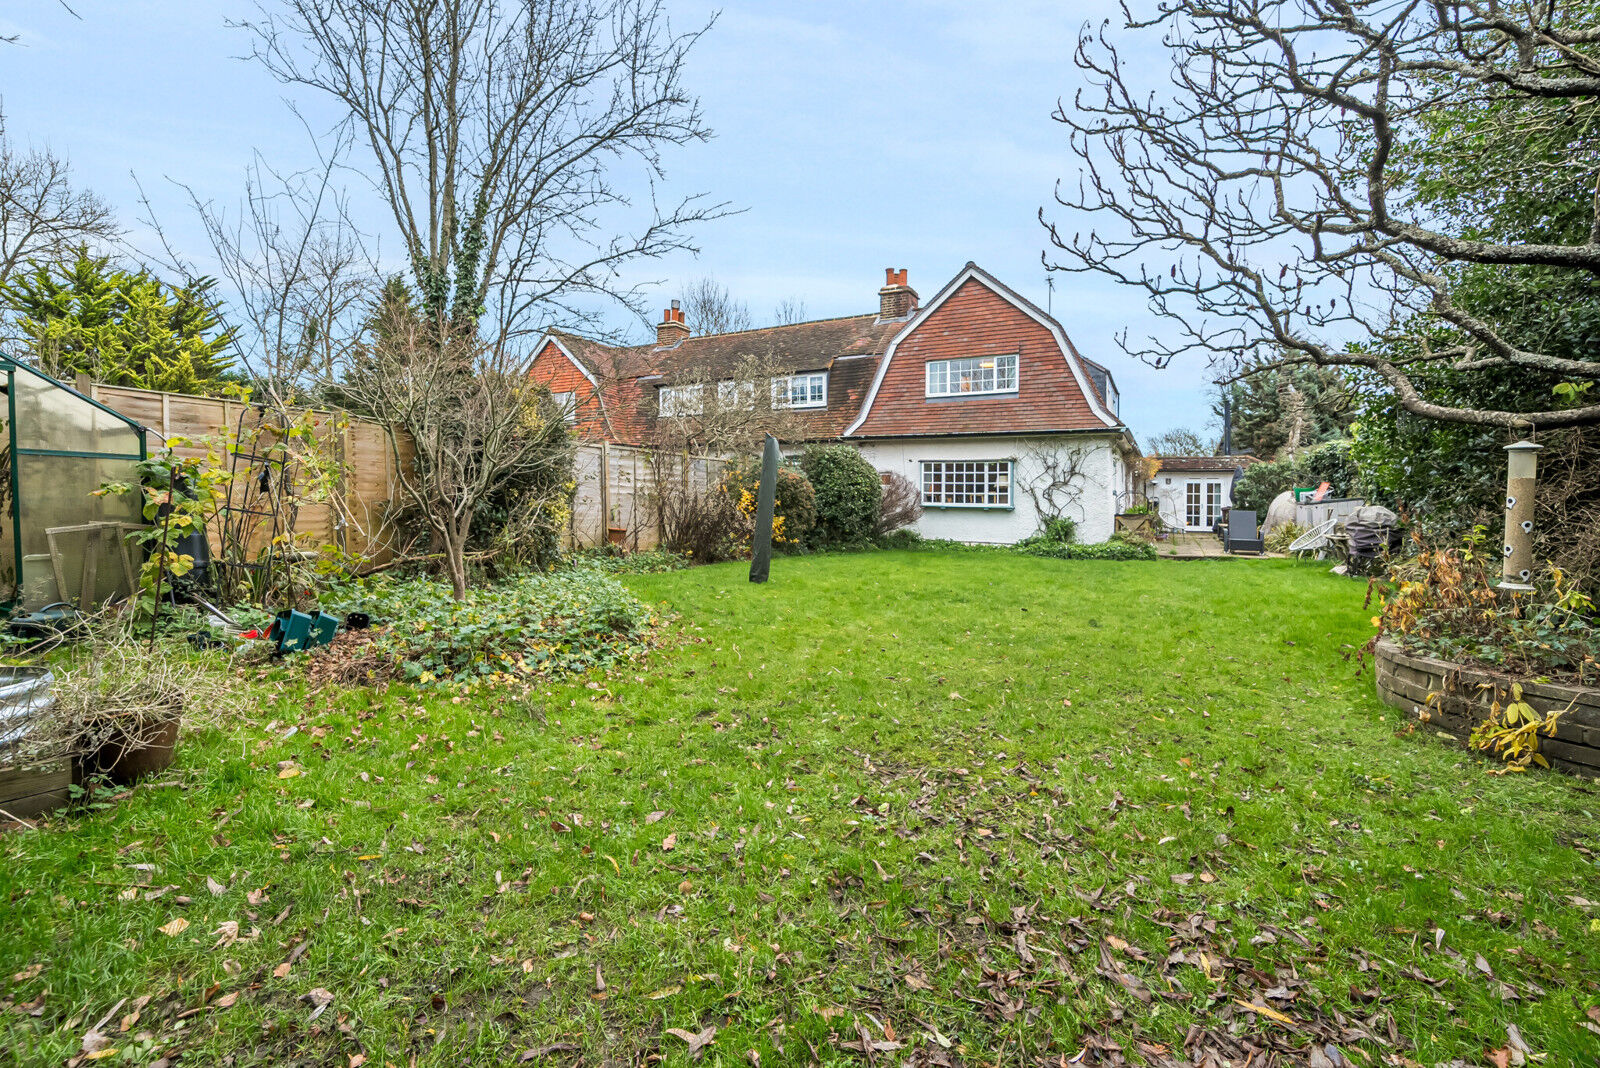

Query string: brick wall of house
849 278 1109 438
530 341 609 440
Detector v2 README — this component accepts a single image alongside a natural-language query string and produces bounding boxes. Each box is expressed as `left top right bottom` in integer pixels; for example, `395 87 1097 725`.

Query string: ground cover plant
3 552 1599 1066
321 570 663 690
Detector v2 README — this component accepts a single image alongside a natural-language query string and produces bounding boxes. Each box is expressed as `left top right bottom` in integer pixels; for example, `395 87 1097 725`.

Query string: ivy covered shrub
1373 528 1599 683
328 570 661 690
800 445 883 548
1230 439 1361 513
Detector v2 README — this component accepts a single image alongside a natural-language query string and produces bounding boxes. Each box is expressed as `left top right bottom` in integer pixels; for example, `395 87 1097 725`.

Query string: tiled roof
1152 455 1263 471
545 315 904 443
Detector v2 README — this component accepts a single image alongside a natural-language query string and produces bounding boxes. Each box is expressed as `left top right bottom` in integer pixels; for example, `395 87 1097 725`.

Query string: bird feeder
1499 440 1542 592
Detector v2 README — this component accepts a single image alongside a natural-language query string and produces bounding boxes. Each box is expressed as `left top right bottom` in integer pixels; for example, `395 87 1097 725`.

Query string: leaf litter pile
3 553 1599 1067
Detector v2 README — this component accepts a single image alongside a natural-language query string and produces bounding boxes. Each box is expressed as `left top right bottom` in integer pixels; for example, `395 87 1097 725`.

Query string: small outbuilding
1145 455 1262 532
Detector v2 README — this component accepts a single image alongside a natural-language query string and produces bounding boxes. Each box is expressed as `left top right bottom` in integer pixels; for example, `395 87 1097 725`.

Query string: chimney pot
878 267 918 320
657 302 691 345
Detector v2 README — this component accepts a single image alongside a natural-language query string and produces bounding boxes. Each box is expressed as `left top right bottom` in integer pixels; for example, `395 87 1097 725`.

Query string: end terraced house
530 263 1142 545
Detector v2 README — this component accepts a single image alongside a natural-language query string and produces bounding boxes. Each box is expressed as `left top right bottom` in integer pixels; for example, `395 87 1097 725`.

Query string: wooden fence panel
86 383 408 566
81 382 716 564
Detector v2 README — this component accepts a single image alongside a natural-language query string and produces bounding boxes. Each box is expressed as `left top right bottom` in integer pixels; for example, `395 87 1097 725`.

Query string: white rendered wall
854 434 1121 545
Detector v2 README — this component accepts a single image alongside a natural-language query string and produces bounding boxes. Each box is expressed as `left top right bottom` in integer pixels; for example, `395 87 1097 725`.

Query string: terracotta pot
81 715 180 785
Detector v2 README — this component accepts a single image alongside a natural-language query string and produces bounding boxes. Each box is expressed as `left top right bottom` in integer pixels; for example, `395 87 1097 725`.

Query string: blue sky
0 1 1216 443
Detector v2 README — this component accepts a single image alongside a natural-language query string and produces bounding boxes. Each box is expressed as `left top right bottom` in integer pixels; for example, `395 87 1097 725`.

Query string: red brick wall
850 279 1108 437
530 341 610 440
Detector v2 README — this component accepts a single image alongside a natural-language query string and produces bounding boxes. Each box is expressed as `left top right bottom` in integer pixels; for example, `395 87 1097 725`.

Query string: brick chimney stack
878 268 918 320
656 300 690 346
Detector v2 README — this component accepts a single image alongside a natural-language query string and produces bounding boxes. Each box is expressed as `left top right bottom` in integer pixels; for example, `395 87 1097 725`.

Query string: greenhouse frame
0 354 148 613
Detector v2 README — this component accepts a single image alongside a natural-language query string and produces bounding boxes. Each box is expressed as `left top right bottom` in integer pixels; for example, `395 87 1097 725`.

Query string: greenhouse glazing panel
2 355 147 611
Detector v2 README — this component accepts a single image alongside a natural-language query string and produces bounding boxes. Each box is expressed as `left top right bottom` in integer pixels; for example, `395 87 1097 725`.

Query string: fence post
598 439 611 548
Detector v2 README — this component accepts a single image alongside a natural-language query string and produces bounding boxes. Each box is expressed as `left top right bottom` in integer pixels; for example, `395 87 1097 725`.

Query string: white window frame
920 460 1013 509
658 383 704 417
925 354 1018 398
550 391 578 425
716 379 755 410
771 371 827 409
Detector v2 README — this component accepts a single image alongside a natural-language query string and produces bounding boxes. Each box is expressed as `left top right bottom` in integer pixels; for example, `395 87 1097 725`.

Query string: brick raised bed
1374 638 1600 777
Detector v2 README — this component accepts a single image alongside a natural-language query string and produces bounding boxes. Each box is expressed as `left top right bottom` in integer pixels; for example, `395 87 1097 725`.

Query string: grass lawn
4 551 1599 1067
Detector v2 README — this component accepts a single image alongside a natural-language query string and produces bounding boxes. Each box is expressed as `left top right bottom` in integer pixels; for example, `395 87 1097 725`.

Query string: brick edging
1373 639 1600 777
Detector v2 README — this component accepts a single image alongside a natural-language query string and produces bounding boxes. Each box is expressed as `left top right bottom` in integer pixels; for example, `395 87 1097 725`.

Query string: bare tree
0 107 119 289
649 351 818 456
1144 427 1214 457
678 275 752 335
240 0 730 351
772 297 808 326
875 470 923 536
1045 0 1600 430
186 134 375 401
339 308 574 598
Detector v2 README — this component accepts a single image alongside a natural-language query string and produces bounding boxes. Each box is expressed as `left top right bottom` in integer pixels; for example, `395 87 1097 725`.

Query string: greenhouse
0 354 148 614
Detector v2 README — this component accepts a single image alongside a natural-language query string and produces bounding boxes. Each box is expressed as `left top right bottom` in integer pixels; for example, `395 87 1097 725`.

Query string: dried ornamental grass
24 634 244 774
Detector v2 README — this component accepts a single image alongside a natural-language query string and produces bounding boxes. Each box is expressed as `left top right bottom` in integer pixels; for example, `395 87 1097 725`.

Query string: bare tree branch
236 0 734 355
1044 0 1600 430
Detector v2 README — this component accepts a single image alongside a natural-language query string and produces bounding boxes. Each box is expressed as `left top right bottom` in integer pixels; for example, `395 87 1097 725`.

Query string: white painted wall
854 434 1121 545
1147 466 1239 531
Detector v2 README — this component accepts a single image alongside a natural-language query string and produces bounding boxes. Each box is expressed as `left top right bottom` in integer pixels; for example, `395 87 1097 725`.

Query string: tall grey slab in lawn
749 434 779 584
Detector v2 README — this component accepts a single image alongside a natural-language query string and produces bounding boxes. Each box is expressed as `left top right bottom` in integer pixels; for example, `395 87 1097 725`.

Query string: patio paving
1155 531 1283 559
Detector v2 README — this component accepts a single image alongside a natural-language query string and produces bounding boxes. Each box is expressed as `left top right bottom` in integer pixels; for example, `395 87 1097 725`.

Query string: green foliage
570 549 690 575
1230 440 1359 514
2 251 233 393
1351 55 1599 572
328 570 661 691
95 442 234 625
467 388 576 572
798 445 881 548
1038 515 1077 544
1015 536 1157 561
1213 362 1352 460
722 460 816 549
1263 522 1306 555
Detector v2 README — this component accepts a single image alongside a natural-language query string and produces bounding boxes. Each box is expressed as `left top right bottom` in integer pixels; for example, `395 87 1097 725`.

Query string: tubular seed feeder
0 354 148 614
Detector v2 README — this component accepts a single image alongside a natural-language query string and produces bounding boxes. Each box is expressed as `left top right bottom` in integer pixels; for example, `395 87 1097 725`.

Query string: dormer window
925 354 1018 398
772 372 827 409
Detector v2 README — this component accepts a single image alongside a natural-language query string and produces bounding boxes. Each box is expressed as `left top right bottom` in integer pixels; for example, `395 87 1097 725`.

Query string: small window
771 372 827 409
920 460 1012 508
716 380 755 410
658 383 703 417
925 354 1018 398
551 391 578 425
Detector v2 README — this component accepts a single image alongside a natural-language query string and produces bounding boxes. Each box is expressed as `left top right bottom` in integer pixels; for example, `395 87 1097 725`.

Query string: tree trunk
442 518 470 601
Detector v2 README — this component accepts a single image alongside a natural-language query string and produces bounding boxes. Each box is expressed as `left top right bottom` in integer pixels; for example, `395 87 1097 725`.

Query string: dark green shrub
874 529 924 550
1230 439 1359 513
1016 537 1157 561
800 445 883 548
